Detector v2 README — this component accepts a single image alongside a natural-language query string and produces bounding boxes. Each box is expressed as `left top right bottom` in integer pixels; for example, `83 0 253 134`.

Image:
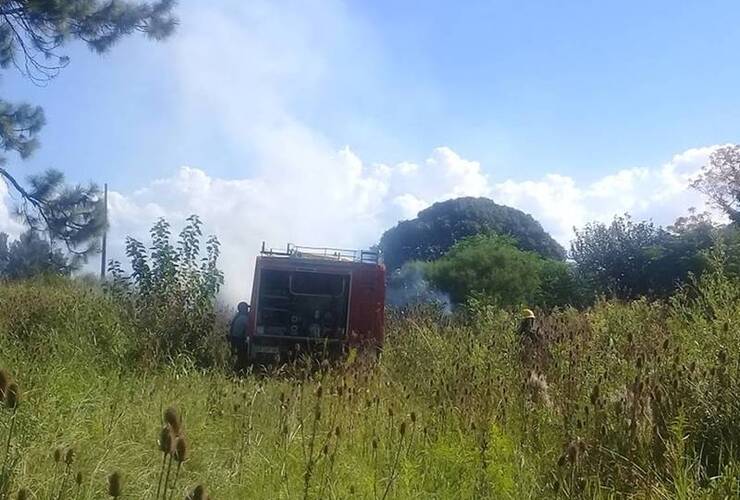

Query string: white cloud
491 145 724 244
83 143 718 302
0 181 24 238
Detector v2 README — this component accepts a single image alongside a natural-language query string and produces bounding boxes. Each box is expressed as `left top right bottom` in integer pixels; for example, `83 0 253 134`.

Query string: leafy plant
423 234 582 308
107 215 226 366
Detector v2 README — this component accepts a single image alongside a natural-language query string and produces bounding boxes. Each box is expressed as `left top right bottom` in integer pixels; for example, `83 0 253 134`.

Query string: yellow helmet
522 308 535 319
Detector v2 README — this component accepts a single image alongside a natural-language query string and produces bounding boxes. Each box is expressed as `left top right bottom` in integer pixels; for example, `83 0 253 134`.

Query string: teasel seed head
410 412 417 424
107 471 122 498
718 349 728 365
190 485 206 500
372 437 378 450
566 440 580 464
400 421 407 437
65 448 75 465
159 426 174 454
0 368 10 401
590 385 600 406
174 436 188 463
53 447 63 464
75 471 83 486
16 488 30 500
164 407 181 435
5 382 20 409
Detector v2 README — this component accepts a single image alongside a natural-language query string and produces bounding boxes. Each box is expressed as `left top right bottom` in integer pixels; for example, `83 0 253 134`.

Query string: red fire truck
245 243 385 361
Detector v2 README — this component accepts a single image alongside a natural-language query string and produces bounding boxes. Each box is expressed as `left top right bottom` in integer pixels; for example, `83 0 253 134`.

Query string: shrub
106 215 227 367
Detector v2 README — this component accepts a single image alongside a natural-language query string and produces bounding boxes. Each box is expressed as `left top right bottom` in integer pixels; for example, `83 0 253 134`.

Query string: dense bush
422 234 583 308
106 215 228 367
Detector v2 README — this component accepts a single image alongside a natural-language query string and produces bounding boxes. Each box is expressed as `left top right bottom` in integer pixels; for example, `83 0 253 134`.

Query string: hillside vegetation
2 261 740 499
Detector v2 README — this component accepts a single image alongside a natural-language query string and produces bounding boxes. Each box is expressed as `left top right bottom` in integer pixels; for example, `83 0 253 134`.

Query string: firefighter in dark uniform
229 302 250 368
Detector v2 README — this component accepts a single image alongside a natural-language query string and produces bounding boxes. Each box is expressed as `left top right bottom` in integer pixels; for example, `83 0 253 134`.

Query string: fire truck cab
246 243 385 361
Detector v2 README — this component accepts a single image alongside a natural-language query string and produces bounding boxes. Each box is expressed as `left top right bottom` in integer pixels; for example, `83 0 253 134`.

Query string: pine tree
0 0 177 255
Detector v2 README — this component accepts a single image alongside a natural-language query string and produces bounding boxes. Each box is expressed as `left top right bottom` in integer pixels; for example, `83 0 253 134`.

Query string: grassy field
1 269 740 499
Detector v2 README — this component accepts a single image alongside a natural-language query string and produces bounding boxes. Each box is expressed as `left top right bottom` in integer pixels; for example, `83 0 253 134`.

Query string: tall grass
1 270 739 498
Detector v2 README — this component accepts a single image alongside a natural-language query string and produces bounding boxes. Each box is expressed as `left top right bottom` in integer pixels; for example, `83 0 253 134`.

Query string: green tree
379 196 566 271
571 214 716 300
719 224 740 278
0 229 71 280
424 234 574 308
536 258 587 308
692 145 740 224
0 0 177 255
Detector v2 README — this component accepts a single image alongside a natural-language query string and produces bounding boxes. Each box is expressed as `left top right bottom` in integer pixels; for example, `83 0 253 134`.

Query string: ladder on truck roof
260 242 380 264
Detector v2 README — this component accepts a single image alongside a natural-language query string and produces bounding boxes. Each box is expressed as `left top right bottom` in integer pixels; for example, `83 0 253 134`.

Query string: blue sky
0 0 737 298
3 0 738 185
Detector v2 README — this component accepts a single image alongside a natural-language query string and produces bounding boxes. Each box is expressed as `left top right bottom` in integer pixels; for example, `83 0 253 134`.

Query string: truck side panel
347 265 385 347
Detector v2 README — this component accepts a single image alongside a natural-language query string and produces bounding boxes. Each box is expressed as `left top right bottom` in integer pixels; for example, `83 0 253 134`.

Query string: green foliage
571 213 716 300
13 170 106 255
0 0 177 83
536 258 588 309
106 215 226 367
0 0 176 255
425 235 541 306
424 234 581 308
0 101 44 159
721 225 740 278
379 196 566 271
0 230 72 280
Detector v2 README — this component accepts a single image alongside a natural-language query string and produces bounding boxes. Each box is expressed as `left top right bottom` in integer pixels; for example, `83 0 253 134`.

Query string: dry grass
0 271 739 498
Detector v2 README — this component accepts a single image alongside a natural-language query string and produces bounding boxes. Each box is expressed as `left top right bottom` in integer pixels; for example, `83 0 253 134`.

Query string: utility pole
100 183 108 280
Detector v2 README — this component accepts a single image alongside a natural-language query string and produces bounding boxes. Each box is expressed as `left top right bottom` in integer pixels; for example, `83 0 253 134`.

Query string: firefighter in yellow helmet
518 308 536 336
518 308 547 372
